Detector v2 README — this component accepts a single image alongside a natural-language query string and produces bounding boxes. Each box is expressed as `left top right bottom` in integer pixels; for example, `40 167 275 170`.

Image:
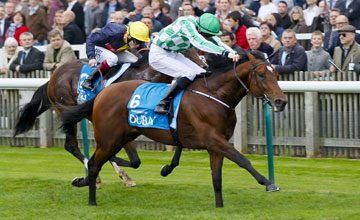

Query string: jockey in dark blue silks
82 21 150 91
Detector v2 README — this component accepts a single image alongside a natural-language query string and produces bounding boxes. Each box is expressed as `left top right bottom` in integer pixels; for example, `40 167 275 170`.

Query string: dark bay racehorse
60 51 287 207
14 52 172 187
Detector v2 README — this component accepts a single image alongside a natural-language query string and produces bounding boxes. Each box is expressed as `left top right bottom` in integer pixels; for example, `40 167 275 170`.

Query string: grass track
0 147 359 220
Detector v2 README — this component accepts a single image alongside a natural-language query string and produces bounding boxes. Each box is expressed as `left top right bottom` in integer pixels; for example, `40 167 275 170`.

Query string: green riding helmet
196 13 222 36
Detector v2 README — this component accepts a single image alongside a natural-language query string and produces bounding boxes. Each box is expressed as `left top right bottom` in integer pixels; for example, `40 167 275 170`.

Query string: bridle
190 59 273 111
233 61 272 104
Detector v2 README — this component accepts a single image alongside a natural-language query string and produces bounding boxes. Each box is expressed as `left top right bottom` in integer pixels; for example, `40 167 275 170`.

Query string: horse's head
239 52 287 112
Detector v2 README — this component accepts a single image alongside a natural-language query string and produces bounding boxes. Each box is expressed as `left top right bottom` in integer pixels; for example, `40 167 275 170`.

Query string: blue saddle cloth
127 83 184 130
77 63 131 102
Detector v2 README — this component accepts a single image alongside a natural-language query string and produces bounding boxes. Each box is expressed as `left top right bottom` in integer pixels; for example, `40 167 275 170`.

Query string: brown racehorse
14 52 172 187
60 51 287 207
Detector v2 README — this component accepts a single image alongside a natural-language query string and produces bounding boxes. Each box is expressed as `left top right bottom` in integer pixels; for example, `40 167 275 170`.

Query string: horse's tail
14 82 51 137
60 98 95 135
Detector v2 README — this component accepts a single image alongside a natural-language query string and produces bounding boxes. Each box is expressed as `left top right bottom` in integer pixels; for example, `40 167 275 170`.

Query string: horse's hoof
266 183 280 192
96 182 102 189
89 201 98 206
72 177 84 187
125 180 137 187
160 165 170 177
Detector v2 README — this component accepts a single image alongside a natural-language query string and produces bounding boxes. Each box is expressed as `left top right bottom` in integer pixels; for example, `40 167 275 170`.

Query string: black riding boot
154 77 192 115
82 68 100 91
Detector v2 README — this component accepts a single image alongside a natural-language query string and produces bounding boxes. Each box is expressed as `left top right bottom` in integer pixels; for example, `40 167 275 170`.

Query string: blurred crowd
0 0 360 76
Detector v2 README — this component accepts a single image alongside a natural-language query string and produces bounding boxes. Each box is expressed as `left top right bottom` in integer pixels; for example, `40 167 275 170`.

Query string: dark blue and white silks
127 83 184 130
77 63 131 102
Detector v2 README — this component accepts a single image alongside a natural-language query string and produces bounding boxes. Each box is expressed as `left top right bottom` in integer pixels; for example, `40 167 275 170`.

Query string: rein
189 60 272 110
233 61 271 104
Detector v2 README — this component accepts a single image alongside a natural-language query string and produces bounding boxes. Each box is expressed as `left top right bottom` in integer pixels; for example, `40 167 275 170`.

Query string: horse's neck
194 63 251 108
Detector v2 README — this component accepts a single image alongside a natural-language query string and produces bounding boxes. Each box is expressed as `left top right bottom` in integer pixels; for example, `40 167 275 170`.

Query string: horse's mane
207 50 266 73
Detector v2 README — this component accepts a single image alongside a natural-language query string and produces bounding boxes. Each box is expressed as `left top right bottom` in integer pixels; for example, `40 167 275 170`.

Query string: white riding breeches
94 46 138 67
149 44 206 81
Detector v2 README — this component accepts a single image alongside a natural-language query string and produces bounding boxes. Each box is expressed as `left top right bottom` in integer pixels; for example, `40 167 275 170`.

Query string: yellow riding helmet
129 21 151 42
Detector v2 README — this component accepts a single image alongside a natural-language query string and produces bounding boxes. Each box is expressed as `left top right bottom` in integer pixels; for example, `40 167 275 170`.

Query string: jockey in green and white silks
149 13 240 115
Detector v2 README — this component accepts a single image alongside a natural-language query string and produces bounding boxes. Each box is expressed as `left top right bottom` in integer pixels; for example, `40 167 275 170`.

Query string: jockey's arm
183 22 239 62
210 36 237 55
86 29 109 61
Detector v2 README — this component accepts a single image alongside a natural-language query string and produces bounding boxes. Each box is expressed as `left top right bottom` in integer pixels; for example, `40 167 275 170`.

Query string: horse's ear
247 52 256 63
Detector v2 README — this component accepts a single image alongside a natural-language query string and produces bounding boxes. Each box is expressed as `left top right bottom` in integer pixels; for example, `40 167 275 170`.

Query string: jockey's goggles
201 32 215 39
128 37 143 45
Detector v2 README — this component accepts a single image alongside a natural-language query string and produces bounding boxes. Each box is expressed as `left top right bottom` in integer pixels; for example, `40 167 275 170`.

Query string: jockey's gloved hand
222 51 240 62
89 59 97 67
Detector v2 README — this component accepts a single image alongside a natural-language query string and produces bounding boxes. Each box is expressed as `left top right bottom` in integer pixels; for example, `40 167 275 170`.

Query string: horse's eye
258 72 265 79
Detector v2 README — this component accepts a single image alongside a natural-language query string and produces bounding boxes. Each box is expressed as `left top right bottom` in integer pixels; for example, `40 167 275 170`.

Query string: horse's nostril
275 99 287 107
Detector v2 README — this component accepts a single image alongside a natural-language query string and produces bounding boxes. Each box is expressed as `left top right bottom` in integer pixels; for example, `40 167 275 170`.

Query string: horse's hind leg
160 145 182 177
208 152 224 208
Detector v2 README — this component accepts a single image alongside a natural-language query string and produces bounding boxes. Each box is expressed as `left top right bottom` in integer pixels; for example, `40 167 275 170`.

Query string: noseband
233 61 271 104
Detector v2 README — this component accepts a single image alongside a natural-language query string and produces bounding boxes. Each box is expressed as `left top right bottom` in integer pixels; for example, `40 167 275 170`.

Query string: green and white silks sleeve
210 36 237 54
182 21 226 55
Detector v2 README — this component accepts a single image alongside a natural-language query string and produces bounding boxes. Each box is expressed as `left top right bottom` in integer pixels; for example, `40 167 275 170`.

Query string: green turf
0 147 359 220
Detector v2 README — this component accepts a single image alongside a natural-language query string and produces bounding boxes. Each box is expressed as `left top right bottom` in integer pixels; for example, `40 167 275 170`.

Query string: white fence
1 78 360 158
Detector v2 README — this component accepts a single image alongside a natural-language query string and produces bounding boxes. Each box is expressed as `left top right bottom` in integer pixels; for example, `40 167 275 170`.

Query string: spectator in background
221 32 245 54
4 1 15 21
327 15 360 56
84 0 102 36
181 3 195 17
43 29 76 71
289 6 310 49
331 25 360 72
66 0 84 36
0 37 18 75
0 3 10 47
260 21 281 51
126 0 145 22
289 6 308 33
161 2 172 23
306 31 331 72
310 0 331 32
303 0 319 26
257 0 277 22
3 11 28 45
141 16 154 47
249 0 260 17
194 0 216 17
227 11 249 49
26 0 49 45
277 1 291 29
151 0 171 27
215 0 232 32
323 8 341 55
246 27 273 57
264 13 284 40
335 0 360 29
52 10 64 33
47 0 63 27
270 29 307 74
101 0 124 27
142 7 163 32
62 10 85 44
114 11 125 23
10 32 45 73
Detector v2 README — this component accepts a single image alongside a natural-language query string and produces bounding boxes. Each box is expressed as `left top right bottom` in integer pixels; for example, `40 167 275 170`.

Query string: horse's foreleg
160 145 182 177
208 152 224 208
65 126 103 189
208 134 279 191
